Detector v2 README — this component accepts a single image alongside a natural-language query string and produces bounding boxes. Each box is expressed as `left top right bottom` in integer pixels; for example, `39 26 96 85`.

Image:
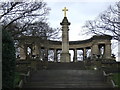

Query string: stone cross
62 7 68 17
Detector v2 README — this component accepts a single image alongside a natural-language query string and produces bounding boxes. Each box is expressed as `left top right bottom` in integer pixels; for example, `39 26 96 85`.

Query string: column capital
92 43 99 46
54 48 57 50
74 48 77 50
105 43 111 45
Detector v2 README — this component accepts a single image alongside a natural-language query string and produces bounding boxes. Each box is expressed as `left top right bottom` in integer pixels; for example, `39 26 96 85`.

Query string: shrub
2 29 16 88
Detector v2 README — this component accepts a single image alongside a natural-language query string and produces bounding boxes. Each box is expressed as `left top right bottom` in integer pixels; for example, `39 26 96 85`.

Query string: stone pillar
36 45 40 59
45 48 48 60
20 44 26 59
39 47 42 60
60 17 71 62
41 48 45 61
73 49 77 62
91 44 100 59
33 45 39 58
104 43 111 59
83 48 86 60
54 49 57 62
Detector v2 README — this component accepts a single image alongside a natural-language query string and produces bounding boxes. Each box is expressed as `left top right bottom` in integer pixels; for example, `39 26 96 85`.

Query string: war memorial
15 7 119 89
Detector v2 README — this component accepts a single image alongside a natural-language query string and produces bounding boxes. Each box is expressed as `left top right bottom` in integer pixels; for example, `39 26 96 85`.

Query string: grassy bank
112 73 120 87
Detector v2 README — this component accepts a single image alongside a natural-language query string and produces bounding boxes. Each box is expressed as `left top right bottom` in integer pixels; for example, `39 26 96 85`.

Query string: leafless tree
1 1 61 58
23 21 61 40
83 2 120 41
0 1 50 37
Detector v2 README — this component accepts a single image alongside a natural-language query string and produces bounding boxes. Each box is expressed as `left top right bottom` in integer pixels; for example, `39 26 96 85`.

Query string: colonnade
19 39 112 62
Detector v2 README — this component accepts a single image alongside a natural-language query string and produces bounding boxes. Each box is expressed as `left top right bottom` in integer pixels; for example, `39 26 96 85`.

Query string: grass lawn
112 73 120 87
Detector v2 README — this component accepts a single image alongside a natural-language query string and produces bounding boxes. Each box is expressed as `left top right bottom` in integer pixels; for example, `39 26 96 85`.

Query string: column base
103 55 112 60
60 53 71 62
20 54 26 60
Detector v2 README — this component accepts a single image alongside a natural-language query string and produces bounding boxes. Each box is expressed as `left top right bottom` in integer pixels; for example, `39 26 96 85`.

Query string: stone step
23 82 112 88
38 62 86 70
24 70 112 88
23 70 112 88
30 70 104 82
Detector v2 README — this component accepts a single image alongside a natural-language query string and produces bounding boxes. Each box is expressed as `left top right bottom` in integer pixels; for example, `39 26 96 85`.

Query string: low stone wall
101 61 120 73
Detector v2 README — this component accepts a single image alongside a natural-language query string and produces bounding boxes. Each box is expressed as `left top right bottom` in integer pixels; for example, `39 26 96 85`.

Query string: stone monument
60 7 71 62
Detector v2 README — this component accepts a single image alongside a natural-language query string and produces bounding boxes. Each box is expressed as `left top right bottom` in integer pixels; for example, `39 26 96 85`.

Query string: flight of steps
46 62 86 70
23 62 113 88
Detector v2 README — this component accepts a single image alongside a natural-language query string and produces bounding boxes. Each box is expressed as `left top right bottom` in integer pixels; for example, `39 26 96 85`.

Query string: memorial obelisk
60 7 71 62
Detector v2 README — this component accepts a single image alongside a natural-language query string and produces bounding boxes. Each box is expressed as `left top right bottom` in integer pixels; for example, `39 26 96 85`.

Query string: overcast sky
44 0 118 41
43 0 119 61
3 0 118 41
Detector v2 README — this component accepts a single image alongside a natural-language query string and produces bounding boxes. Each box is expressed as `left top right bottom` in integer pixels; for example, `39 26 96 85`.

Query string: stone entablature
18 35 112 62
48 35 112 49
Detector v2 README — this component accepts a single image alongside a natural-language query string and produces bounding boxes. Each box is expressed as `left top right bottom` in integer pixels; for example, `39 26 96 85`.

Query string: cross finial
62 7 68 17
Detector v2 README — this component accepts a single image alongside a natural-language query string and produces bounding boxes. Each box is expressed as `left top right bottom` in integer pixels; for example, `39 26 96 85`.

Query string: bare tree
83 2 120 41
23 21 61 40
0 1 50 37
0 1 61 40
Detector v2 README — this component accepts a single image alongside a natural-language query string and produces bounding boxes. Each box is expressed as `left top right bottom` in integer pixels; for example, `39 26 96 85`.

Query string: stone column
83 48 86 60
33 45 39 58
91 44 100 59
45 48 48 60
20 44 26 59
40 48 44 61
54 49 57 62
36 45 40 59
73 49 77 62
104 43 111 59
39 47 42 60
60 17 71 62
